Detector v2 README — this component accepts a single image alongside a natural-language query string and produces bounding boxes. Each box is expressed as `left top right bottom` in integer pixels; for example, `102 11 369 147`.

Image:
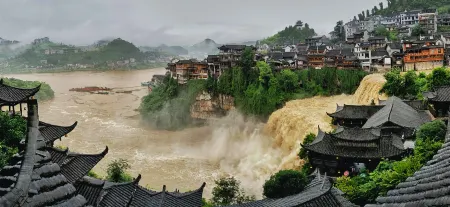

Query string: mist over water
3 69 387 198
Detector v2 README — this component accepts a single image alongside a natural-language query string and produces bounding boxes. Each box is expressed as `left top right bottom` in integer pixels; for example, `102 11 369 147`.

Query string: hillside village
166 7 450 85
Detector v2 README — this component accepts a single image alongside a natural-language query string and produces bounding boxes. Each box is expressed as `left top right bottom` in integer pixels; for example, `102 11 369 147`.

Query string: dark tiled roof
388 42 402 50
47 146 69 166
97 174 206 207
39 121 77 145
366 117 450 207
371 50 389 57
379 99 427 110
303 127 405 159
74 176 105 206
98 178 139 207
0 79 40 104
283 52 296 59
0 100 92 207
327 104 384 119
424 86 450 102
226 171 357 207
308 45 327 52
269 52 283 60
363 96 431 129
369 36 386 41
218 45 249 50
333 126 381 141
60 147 108 183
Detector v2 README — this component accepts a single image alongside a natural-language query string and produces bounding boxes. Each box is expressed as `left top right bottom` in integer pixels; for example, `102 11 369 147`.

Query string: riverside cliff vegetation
0 112 26 168
140 47 367 130
380 67 450 100
3 78 54 101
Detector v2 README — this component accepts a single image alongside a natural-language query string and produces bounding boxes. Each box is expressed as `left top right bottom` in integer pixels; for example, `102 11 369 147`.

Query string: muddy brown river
3 69 386 198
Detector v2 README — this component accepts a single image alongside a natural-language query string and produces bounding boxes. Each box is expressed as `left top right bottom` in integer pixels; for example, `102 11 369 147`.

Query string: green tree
240 47 256 85
428 67 450 88
211 177 255 206
412 24 426 37
366 9 370 17
298 133 316 159
375 26 390 38
277 70 299 92
263 170 308 198
332 20 345 42
106 158 133 182
0 113 26 168
379 2 384 10
380 68 405 97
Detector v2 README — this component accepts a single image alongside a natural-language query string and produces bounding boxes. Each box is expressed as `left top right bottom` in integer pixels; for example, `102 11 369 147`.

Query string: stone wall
404 61 444 71
190 91 235 120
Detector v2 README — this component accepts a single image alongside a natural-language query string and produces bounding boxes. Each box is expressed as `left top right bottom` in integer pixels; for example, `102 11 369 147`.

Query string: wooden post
20 103 22 115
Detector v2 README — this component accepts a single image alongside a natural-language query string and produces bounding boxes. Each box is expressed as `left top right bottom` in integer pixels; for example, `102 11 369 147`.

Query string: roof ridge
67 146 108 157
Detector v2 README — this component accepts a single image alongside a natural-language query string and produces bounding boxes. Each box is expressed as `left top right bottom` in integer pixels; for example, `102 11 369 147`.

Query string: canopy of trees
263 170 308 198
260 23 316 45
380 67 450 100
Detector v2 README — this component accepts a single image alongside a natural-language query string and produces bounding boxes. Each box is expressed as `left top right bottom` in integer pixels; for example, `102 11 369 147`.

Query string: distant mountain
0 37 20 46
155 44 188 56
0 38 27 60
188 38 220 55
239 41 257 46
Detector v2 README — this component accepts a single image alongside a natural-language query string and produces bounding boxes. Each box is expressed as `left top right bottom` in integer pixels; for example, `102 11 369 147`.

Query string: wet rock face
190 91 235 120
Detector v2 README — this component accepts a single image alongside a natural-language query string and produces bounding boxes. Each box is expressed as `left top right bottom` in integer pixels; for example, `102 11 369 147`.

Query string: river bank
0 62 167 75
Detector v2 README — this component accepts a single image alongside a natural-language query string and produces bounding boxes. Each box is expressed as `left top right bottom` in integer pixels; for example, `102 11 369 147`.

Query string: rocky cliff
190 91 235 120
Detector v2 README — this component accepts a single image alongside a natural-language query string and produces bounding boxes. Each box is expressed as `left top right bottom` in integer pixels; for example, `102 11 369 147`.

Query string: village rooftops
325 48 354 57
0 79 40 104
362 96 432 129
227 170 357 207
218 44 255 52
423 86 450 102
368 36 386 41
371 49 389 57
366 115 450 207
303 127 405 159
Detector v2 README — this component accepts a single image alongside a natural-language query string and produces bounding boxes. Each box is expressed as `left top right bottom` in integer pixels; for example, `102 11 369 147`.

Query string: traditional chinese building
303 126 405 176
227 170 357 207
207 55 221 78
327 104 384 127
0 80 205 206
168 59 208 84
307 45 327 69
324 49 360 69
366 115 450 207
217 44 256 70
403 45 444 71
423 86 450 117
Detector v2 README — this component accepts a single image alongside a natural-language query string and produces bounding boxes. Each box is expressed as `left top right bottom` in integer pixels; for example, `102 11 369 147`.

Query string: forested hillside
260 22 316 46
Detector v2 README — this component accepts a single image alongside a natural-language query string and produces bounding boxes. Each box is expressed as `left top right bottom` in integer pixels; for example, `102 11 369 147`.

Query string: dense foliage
380 67 450 100
335 120 447 205
367 0 450 16
0 112 27 168
139 76 207 130
260 23 317 46
3 78 54 101
298 133 316 160
263 170 308 198
106 158 133 182
209 177 255 206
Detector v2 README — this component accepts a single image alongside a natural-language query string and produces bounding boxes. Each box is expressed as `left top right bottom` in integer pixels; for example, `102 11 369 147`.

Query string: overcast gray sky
0 0 385 46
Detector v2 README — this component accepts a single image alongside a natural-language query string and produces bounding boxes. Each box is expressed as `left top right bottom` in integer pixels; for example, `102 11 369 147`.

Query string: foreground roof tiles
327 104 383 120
39 121 78 146
366 115 450 207
226 170 357 207
0 79 40 103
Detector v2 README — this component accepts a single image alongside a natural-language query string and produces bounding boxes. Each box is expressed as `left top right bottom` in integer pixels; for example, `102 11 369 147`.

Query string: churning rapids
3 68 387 198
